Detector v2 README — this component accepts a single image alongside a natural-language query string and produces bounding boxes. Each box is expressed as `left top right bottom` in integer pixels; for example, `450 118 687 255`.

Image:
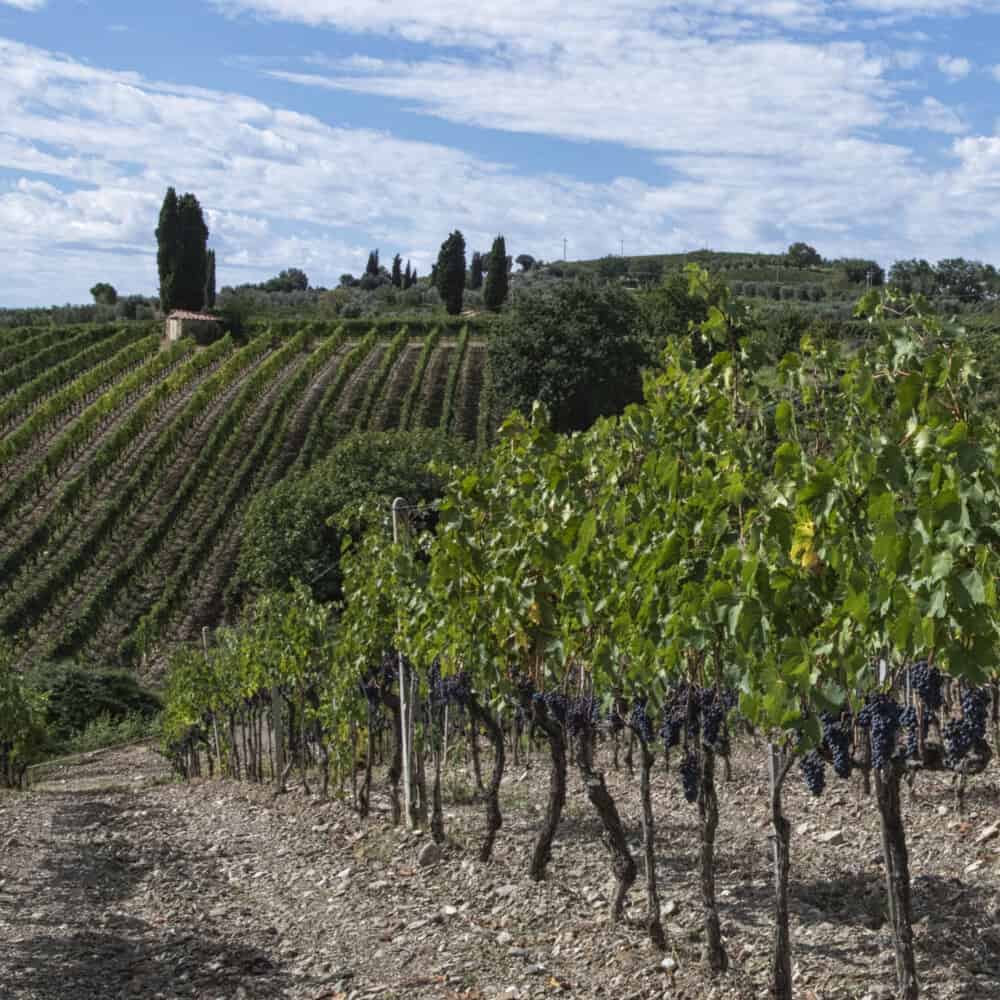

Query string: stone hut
165 310 221 344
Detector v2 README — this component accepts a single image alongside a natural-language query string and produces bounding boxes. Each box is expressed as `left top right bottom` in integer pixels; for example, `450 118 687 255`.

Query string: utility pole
620 238 624 257
563 237 567 261
392 497 414 828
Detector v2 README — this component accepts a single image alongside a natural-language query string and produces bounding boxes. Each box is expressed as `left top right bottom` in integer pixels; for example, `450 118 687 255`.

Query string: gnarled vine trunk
699 746 728 972
528 698 566 881
576 726 636 921
874 763 919 1000
768 745 792 1000
467 694 504 862
638 741 666 950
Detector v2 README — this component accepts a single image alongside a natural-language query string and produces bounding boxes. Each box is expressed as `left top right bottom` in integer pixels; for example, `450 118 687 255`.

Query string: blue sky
3 1 1000 306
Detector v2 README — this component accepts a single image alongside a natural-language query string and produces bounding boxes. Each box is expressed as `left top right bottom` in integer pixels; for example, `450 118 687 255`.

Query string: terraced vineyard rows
0 322 491 665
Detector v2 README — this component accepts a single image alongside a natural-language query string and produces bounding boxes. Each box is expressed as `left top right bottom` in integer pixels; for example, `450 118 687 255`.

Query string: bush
490 279 648 433
24 661 161 741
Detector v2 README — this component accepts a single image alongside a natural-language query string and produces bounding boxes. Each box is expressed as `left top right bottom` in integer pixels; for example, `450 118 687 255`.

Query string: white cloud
938 54 972 79
896 96 968 134
0 0 47 10
2 32 1000 306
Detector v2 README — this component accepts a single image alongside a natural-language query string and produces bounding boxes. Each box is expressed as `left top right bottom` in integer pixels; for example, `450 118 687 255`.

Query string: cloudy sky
2 1 1000 306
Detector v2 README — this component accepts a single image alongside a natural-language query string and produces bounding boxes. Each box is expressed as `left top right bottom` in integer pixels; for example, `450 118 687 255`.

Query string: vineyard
0 321 493 665
152 281 1000 1000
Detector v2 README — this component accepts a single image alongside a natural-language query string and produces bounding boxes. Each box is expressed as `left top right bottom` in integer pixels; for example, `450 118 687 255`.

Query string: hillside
0 322 493 666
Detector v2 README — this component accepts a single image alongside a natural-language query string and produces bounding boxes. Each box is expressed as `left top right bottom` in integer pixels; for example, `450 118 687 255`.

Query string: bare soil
2 740 999 1000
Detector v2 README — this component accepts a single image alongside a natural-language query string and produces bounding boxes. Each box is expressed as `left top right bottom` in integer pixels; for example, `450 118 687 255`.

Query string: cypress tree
468 251 484 290
366 250 380 277
483 234 509 311
403 261 413 289
391 254 403 288
156 187 180 313
436 230 467 315
204 249 217 309
174 193 209 311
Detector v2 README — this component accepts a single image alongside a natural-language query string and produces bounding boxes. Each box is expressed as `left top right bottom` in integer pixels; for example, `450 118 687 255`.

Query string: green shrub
24 661 161 740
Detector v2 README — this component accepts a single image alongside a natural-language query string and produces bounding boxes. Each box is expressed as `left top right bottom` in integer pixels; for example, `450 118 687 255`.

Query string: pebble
417 842 441 867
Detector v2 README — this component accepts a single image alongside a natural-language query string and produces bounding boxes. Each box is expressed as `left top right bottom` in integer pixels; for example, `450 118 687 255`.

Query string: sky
2 2 1000 306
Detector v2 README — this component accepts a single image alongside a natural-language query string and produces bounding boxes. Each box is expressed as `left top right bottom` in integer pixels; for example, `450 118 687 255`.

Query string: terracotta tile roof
167 310 219 321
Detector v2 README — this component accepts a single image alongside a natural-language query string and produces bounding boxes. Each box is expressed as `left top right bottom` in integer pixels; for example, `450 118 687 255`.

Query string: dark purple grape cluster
701 692 725 749
543 691 568 724
438 670 471 706
820 712 853 778
629 697 653 743
800 750 826 796
943 688 989 765
567 696 598 736
659 711 684 751
910 661 943 711
858 694 901 768
900 705 920 759
961 688 989 740
680 751 699 802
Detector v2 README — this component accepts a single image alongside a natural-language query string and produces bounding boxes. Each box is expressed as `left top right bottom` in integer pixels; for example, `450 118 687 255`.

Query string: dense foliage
237 429 470 603
490 279 648 432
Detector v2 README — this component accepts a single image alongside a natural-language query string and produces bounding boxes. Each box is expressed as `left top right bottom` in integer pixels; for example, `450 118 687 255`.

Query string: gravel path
1 741 999 999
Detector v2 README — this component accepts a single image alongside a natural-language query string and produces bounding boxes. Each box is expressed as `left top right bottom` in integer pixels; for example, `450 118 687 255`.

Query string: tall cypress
174 193 209 311
468 251 484 290
391 254 403 288
366 250 380 277
403 261 413 289
156 187 180 312
483 235 509 311
204 249 217 309
436 230 467 315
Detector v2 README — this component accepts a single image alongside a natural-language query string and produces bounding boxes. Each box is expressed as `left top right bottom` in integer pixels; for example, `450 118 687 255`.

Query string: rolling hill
0 321 493 666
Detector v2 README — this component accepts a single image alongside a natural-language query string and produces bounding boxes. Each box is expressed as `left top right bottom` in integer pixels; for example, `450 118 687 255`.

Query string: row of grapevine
50 334 311 659
150 332 353 647
0 334 162 468
0 325 149 433
0 324 128 396
437 325 470 433
130 341 324 653
294 329 378 471
354 326 410 430
0 336 247 631
0 323 120 373
398 326 441 430
0 339 196 528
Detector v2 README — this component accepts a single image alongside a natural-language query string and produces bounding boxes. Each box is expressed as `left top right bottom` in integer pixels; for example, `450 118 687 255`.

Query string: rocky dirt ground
1 738 999 1000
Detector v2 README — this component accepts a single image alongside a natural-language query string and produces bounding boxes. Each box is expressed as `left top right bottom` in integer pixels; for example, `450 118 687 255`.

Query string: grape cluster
629 697 653 743
858 694 901 768
680 751 700 802
961 688 989 740
800 750 826 796
659 710 684 751
543 692 568 724
438 670 471 706
567 696 598 736
701 692 725 749
900 705 921 759
910 661 943 711
943 688 989 765
820 712 853 778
